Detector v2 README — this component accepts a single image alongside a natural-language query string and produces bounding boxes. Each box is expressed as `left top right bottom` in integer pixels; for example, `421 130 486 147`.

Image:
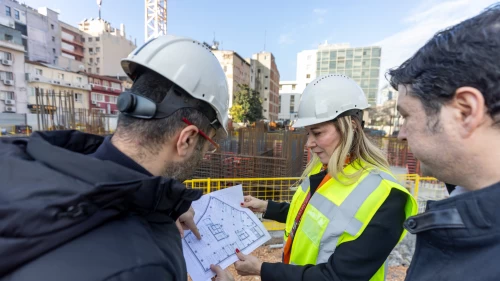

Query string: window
14 10 19 20
58 73 64 80
265 87 268 90
89 58 93 63
1 71 13 80
88 68 91 73
95 37 100 42
51 24 54 30
5 6 11 17
88 37 93 42
370 58 380 67
2 51 11 60
292 84 296 90
96 57 100 63
4 34 13 41
103 81 110 87
35 68 43 75
89 48 93 54
0 91 14 100
306 74 311 79
109 96 118 104
74 93 83 102
290 95 295 113
96 47 100 53
96 67 100 74
76 77 82 83
81 37 85 42
52 48 55 54
52 36 55 42
92 93 105 102
372 48 381 57
265 75 268 79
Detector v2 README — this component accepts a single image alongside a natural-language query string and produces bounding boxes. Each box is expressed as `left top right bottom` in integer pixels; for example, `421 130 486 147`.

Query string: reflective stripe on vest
311 171 392 263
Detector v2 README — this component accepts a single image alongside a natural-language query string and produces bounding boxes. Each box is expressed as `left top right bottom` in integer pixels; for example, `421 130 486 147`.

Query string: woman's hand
234 249 263 276
210 264 235 281
241 195 268 213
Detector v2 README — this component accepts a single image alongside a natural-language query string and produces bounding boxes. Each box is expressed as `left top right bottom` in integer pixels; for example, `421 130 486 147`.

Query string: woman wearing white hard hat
237 75 418 281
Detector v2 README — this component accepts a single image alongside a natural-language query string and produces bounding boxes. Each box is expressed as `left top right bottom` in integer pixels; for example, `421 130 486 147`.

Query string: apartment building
251 52 280 121
212 50 251 108
87 73 123 115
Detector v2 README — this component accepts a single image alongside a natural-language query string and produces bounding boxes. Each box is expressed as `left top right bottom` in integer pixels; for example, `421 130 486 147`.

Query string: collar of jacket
24 130 202 221
404 181 500 234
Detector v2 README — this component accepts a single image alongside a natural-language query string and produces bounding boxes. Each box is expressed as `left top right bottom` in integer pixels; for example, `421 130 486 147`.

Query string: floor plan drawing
184 197 266 272
182 185 271 281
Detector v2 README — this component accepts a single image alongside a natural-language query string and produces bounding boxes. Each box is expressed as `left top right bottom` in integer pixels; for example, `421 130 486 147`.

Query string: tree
230 84 263 123
229 104 244 123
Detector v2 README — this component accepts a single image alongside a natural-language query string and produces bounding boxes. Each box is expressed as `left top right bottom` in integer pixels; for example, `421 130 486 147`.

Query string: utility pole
145 0 167 41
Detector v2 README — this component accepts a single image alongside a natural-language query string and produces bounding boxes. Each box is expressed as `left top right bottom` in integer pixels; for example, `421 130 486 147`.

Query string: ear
176 125 200 157
452 87 487 137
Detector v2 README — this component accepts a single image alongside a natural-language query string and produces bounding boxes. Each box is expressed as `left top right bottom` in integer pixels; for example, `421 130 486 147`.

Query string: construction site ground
188 245 408 281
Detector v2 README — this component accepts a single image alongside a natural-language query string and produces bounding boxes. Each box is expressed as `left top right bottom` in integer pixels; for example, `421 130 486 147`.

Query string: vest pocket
299 208 329 247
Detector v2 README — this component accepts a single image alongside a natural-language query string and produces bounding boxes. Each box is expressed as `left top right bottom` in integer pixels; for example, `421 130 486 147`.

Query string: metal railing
184 174 448 231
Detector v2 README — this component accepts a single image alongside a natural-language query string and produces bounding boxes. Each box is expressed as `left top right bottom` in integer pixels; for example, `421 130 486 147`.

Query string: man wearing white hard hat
0 35 231 281
238 75 417 281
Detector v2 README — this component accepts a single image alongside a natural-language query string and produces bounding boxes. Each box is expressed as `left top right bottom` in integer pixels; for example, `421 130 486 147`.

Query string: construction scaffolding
29 87 116 135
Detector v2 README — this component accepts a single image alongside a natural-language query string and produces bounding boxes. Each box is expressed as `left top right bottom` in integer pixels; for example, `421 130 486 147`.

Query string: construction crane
145 0 167 41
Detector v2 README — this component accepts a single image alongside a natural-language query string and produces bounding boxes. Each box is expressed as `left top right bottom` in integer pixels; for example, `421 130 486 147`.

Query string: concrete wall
252 52 280 121
214 50 251 108
296 49 317 93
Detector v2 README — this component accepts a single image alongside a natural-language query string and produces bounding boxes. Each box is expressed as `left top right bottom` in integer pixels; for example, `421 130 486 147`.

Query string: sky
22 0 499 87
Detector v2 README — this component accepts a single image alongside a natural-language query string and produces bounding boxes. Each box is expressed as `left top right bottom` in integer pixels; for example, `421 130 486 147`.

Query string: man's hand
241 195 268 213
234 249 263 276
176 206 201 239
210 264 235 281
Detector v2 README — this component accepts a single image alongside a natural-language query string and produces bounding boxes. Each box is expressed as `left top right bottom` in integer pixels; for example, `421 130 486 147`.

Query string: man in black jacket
389 5 500 280
0 35 231 281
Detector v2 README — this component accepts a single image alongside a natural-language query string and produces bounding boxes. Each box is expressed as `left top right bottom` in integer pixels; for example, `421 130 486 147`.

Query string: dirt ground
189 246 408 281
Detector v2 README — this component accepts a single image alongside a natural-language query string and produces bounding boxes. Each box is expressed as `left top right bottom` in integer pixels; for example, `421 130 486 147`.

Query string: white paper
182 185 271 281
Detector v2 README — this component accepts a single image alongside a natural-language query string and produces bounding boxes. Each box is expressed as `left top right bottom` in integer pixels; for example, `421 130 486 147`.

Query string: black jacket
404 181 500 281
0 130 202 281
261 170 409 281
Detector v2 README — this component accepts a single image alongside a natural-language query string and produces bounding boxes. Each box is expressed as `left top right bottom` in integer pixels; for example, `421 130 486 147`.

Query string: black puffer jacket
0 130 202 281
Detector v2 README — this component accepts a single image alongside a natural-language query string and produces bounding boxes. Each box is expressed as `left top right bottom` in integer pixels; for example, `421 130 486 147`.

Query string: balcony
61 37 84 47
26 73 91 90
0 39 25 52
91 84 121 93
62 48 84 58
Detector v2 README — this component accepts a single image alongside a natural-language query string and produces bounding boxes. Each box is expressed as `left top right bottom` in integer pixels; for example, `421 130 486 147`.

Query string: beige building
251 52 280 121
25 61 91 110
0 27 27 116
213 50 251 108
78 18 136 77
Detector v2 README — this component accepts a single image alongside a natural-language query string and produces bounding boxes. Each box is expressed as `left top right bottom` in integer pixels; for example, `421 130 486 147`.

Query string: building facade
78 18 136 77
379 84 398 105
295 42 382 106
213 50 251 108
58 21 85 72
25 61 91 130
295 49 317 93
278 80 301 121
0 24 26 119
316 42 381 106
87 73 123 115
251 52 280 121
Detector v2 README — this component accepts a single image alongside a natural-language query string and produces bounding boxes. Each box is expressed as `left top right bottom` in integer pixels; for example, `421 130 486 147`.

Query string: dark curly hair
388 4 500 127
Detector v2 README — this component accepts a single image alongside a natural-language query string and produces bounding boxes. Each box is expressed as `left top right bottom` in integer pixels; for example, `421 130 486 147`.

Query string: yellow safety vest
284 161 418 281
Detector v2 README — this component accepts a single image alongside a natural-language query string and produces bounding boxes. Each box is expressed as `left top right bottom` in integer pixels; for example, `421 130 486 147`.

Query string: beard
161 145 205 182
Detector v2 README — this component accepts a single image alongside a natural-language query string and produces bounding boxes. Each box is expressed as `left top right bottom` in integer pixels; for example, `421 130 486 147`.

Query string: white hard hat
121 35 230 135
293 74 369 128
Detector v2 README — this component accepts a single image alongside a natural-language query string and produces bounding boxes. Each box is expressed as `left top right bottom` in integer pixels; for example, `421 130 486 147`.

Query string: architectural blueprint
183 185 271 281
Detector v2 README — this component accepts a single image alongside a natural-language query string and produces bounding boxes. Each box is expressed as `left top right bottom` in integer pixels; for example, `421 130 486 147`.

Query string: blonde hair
301 116 390 185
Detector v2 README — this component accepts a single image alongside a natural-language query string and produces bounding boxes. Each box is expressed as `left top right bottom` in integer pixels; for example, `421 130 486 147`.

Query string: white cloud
313 8 327 15
279 33 295 45
375 0 497 90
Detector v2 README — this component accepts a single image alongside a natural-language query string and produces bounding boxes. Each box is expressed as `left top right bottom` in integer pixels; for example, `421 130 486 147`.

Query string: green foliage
231 84 263 123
